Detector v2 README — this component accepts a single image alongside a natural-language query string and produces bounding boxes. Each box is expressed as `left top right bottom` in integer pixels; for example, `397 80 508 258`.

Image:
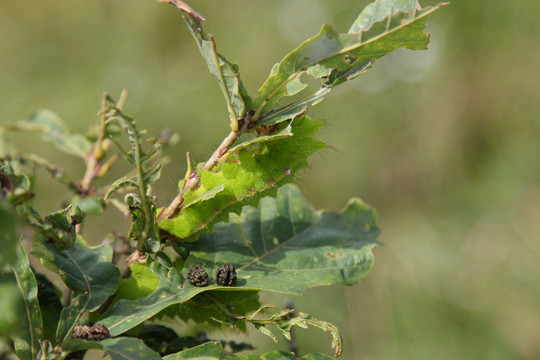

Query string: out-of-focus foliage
1 0 539 359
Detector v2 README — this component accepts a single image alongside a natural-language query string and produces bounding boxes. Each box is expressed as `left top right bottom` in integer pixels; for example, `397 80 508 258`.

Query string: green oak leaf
31 236 120 343
98 265 217 337
99 184 379 336
182 184 225 210
158 116 326 239
9 242 43 360
252 0 446 117
185 184 380 293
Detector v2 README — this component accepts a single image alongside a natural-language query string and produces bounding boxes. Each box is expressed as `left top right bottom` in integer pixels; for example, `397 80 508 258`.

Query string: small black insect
186 264 209 287
215 262 237 286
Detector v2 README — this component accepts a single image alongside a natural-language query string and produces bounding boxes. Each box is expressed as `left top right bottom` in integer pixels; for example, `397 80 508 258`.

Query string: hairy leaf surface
34 273 63 344
158 116 326 239
257 88 331 126
186 184 380 293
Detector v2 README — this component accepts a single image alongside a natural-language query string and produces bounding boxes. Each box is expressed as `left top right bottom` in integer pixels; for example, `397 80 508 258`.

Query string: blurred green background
1 0 539 359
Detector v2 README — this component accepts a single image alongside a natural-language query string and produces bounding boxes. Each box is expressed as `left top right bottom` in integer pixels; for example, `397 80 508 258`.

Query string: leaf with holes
158 116 326 239
99 184 378 336
163 341 336 360
246 309 342 357
252 0 447 120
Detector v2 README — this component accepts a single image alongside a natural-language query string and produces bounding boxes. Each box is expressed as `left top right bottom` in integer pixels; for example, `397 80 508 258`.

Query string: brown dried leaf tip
215 262 237 286
159 0 206 26
71 324 110 341
186 264 209 287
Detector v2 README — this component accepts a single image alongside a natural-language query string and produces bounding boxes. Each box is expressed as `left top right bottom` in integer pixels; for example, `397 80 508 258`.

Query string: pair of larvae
187 263 236 287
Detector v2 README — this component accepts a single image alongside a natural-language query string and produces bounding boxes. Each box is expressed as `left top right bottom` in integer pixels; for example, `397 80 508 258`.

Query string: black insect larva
71 324 110 341
186 264 210 287
71 325 91 340
215 262 237 286
88 324 110 341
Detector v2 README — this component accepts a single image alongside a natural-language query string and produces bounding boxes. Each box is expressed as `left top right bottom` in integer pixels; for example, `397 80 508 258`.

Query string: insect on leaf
101 184 379 336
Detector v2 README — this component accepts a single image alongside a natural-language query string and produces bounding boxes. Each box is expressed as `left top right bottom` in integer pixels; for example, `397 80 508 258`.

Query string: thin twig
79 89 128 192
79 94 108 192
